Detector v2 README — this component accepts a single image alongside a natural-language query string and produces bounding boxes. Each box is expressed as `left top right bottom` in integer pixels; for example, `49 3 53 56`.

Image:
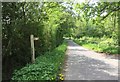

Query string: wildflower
51 78 54 80
60 77 64 80
59 73 64 77
59 74 62 76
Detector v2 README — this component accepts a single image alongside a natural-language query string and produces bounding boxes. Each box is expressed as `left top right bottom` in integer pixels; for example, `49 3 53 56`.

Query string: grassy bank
12 41 67 81
73 37 118 55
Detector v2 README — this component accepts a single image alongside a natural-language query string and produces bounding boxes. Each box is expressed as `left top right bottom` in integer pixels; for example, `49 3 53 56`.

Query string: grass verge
73 37 118 55
11 41 67 81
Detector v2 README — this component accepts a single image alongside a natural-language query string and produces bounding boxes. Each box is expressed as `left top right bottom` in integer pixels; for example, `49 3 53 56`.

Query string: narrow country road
64 40 119 80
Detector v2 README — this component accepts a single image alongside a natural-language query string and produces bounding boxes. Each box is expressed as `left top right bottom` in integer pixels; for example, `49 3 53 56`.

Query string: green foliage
2 2 71 80
72 2 119 38
74 37 118 54
12 41 67 80
2 1 120 80
71 2 119 55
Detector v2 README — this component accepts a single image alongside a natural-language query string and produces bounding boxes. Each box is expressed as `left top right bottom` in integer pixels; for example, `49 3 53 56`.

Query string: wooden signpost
30 35 39 63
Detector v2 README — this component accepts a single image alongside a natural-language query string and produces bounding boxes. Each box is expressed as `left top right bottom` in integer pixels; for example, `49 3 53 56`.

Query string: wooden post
30 35 35 63
30 35 39 63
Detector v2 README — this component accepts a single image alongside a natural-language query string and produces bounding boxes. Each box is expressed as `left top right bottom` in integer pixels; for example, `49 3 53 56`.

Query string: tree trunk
22 2 26 25
118 10 120 54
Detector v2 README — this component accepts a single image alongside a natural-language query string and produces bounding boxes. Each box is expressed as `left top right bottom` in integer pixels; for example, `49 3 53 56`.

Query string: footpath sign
30 35 39 63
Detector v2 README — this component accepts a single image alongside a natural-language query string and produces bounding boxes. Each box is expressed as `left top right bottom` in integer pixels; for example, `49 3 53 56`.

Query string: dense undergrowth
11 41 67 81
73 36 118 55
2 2 67 80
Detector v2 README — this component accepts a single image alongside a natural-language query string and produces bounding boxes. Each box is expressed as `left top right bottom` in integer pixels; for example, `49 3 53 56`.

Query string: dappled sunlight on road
64 40 118 80
67 40 118 67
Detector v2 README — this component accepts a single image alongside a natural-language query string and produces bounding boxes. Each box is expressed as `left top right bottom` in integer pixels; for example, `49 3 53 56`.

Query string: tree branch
101 7 120 20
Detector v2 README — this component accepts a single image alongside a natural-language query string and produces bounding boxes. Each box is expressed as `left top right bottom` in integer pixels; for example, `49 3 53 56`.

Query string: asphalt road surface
0 51 1 82
64 40 118 80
